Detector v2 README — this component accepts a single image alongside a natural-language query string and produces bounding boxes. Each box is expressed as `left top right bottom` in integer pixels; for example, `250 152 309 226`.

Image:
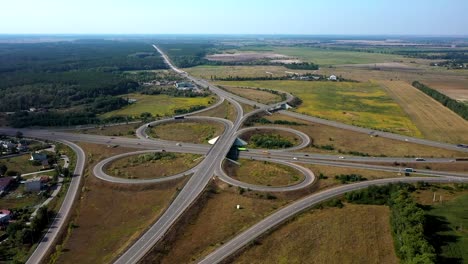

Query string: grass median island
223 159 304 187
100 93 213 119
52 143 187 264
255 113 468 158
194 100 237 121
106 152 202 179
73 122 141 138
216 80 422 137
234 203 398 264
148 120 225 144
240 129 299 149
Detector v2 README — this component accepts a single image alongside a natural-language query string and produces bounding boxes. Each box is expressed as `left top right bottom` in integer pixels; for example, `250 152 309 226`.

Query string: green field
216 80 422 137
0 154 43 174
100 93 213 118
184 65 313 79
425 194 468 263
238 46 405 65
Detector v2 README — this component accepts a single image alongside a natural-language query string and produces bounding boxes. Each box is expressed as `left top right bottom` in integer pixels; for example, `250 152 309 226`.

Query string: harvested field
55 143 186 264
184 65 313 79
377 80 468 143
317 67 468 101
149 120 225 144
206 52 292 63
194 100 237 121
106 152 202 179
220 86 283 105
216 80 422 136
223 159 305 187
259 114 468 158
234 204 398 264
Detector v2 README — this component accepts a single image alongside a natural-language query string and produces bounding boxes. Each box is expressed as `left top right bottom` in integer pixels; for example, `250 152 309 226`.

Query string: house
0 177 14 194
40 176 50 183
17 143 28 152
328 75 337 81
0 209 11 223
25 177 42 192
1 141 16 150
41 160 50 169
30 152 48 162
175 82 195 90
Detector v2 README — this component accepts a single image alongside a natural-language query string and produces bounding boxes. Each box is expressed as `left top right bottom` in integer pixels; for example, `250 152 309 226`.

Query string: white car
176 142 182 146
292 157 298 160
338 156 345 159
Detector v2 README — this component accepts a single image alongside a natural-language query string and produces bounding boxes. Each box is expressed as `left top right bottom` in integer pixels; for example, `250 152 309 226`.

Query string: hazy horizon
1 0 467 35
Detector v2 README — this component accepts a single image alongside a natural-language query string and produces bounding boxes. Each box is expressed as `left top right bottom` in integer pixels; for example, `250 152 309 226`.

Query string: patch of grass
55 143 186 264
100 93 212 119
0 184 46 210
223 159 304 187
235 203 398 264
216 80 422 137
0 154 43 174
377 80 468 143
149 120 224 144
106 152 202 179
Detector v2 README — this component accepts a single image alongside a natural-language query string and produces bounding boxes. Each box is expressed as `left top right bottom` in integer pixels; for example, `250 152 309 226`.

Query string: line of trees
412 81 468 120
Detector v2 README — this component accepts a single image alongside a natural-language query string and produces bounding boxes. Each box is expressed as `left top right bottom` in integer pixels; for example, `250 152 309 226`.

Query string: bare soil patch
206 52 292 63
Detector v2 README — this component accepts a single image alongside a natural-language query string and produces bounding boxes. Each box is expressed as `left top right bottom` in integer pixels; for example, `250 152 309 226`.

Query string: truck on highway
174 116 185 120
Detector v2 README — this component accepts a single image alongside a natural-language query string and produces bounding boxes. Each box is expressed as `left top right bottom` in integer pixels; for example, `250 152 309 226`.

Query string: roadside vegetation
73 122 142 138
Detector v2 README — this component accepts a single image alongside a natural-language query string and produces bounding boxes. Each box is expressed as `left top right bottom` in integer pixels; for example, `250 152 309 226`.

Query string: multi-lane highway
4 43 464 264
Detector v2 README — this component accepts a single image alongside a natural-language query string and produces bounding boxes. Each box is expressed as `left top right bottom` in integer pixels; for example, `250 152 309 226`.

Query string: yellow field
235 204 398 264
216 80 422 137
377 80 468 143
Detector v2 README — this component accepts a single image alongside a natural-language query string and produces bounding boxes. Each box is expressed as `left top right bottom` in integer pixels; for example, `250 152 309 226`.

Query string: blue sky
1 0 467 35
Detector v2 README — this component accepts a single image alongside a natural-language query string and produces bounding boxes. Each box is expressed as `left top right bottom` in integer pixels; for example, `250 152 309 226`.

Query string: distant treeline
412 81 468 120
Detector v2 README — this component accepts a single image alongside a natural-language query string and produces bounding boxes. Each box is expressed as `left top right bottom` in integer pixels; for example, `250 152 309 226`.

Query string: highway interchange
1 45 466 264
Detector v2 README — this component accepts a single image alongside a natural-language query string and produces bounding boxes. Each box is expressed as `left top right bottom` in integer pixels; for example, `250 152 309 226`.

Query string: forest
0 40 168 127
